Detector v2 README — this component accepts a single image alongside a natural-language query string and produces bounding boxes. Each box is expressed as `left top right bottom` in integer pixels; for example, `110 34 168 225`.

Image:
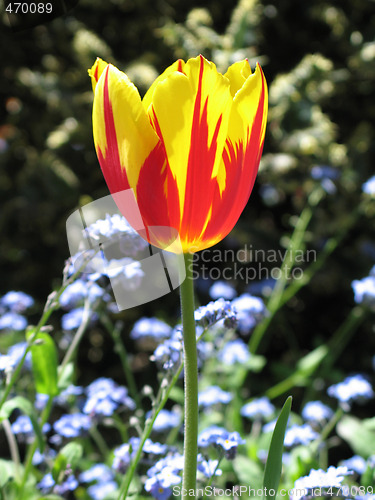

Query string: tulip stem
180 252 198 496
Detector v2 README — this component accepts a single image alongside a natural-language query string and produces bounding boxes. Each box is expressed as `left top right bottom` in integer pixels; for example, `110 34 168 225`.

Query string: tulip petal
88 57 109 93
150 55 232 249
202 64 268 246
228 63 268 151
142 59 185 113
92 64 159 194
224 59 252 97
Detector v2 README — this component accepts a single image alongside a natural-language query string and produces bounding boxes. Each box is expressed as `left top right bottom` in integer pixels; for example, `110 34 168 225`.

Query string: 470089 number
6 3 53 14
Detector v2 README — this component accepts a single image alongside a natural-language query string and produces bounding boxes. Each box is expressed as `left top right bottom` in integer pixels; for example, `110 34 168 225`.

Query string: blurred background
1 0 374 392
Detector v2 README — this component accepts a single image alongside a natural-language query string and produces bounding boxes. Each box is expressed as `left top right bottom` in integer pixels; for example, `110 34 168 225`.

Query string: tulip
89 55 267 253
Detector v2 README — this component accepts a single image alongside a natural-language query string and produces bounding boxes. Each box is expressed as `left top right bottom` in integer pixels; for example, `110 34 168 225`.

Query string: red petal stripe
203 73 266 243
97 66 130 194
180 56 224 244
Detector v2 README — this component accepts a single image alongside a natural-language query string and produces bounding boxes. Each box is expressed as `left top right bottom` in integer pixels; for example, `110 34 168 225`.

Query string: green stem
265 306 367 400
117 305 211 499
2 419 21 482
19 396 54 497
249 205 314 354
19 296 93 499
180 252 198 496
118 361 184 499
249 201 360 355
89 424 110 457
101 315 141 409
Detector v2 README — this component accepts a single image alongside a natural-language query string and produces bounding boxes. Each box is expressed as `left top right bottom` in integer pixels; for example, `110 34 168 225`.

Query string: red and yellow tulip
89 55 267 253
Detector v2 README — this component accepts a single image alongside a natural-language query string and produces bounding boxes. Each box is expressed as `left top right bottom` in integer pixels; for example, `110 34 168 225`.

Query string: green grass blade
263 396 292 500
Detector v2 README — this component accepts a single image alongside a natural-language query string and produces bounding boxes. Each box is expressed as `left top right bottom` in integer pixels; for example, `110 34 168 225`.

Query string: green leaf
295 345 329 381
29 332 59 396
168 386 184 405
337 415 375 459
52 442 83 483
57 362 74 391
0 396 45 453
233 455 264 490
263 396 292 500
0 395 33 420
0 459 14 487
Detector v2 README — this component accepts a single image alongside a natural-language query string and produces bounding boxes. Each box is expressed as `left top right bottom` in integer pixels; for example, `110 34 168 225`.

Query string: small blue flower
55 474 79 495
231 294 267 334
0 354 14 372
284 424 319 447
340 455 367 475
302 401 334 423
84 377 135 417
113 438 166 472
55 384 84 406
154 466 182 487
291 466 352 500
352 275 375 307
61 307 98 331
263 419 277 433
35 392 50 411
0 291 34 313
216 431 245 459
0 342 30 372
198 386 232 407
147 453 184 478
102 258 145 294
144 476 173 500
198 427 245 458
327 374 374 405
86 213 149 258
363 175 375 195
145 455 183 500
321 178 337 194
37 473 55 491
130 317 172 341
112 443 134 473
37 472 78 495
148 409 181 432
198 426 227 448
311 165 340 181
194 299 237 330
59 279 104 309
209 281 236 300
53 413 91 437
11 415 50 438
142 438 168 456
241 397 275 420
0 312 27 331
218 339 250 365
197 458 222 478
311 166 339 194
86 213 132 239
32 448 56 466
8 342 28 364
152 338 182 371
79 463 114 483
87 481 118 500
